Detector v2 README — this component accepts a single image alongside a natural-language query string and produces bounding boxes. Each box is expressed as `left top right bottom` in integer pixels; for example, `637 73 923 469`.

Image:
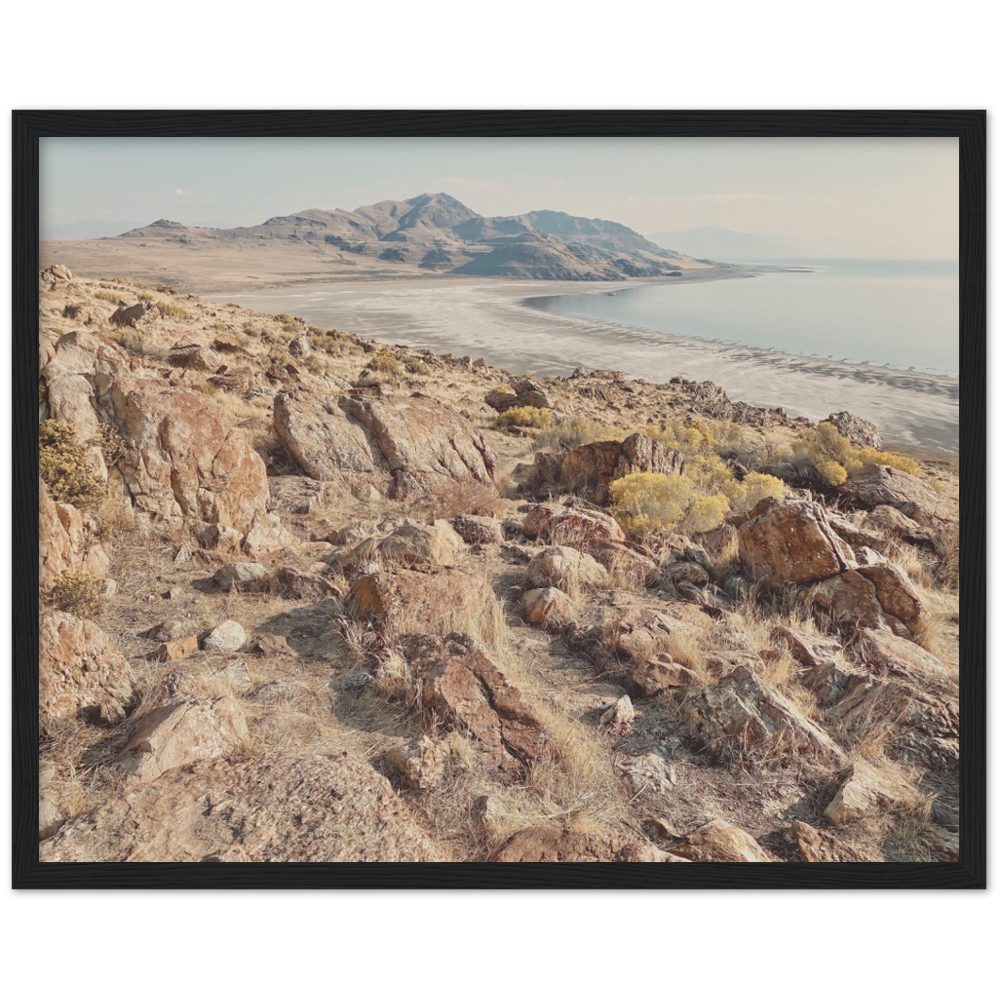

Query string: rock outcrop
39 611 136 730
274 388 496 487
112 382 269 533
837 464 949 524
39 753 444 862
530 433 684 503
671 820 773 862
39 480 110 590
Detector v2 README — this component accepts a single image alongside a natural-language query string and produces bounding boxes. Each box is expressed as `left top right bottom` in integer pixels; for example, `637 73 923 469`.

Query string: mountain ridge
116 193 714 281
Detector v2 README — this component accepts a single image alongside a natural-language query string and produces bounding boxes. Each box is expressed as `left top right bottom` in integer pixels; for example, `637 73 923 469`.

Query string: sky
39 136 958 258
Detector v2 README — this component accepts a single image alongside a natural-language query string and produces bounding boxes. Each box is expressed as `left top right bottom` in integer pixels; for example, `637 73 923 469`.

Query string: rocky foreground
37 265 959 863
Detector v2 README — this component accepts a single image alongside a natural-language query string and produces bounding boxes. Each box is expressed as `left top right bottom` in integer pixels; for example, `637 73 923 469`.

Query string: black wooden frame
11 109 986 892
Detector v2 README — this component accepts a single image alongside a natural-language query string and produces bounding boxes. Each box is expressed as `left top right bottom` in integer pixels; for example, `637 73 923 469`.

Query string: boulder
384 735 455 790
825 411 882 449
347 568 497 639
683 666 845 764
400 633 554 772
600 695 636 734
491 827 675 862
485 377 553 413
39 480 110 591
521 587 575 627
787 821 873 862
531 433 684 504
242 512 295 558
526 545 608 592
770 625 843 666
111 382 269 533
202 620 247 653
523 501 627 546
739 498 856 587
809 571 887 629
251 633 296 657
854 548 924 631
837 464 949 525
347 520 466 570
856 628 954 695
120 696 249 784
859 505 934 547
274 388 495 485
39 611 135 730
451 514 504 546
671 820 772 862
633 655 702 695
39 753 443 862
157 635 199 662
165 344 223 371
268 566 339 602
823 760 923 825
212 562 269 591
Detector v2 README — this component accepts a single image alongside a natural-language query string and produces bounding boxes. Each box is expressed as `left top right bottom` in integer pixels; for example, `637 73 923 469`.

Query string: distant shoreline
203 274 959 456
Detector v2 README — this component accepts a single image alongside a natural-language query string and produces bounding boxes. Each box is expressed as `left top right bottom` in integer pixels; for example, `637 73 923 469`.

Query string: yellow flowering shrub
494 406 554 430
786 422 919 485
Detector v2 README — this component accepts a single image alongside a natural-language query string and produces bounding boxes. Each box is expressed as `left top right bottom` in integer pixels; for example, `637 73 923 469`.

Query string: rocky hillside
37 264 959 863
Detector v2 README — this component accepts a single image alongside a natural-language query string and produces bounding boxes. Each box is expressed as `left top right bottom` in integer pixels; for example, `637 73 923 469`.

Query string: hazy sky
40 137 958 257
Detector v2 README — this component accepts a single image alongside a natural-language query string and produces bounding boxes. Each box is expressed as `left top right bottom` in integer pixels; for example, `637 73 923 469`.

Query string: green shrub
785 422 919 485
534 416 619 450
494 406 554 430
369 349 402 375
39 421 105 510
50 572 104 618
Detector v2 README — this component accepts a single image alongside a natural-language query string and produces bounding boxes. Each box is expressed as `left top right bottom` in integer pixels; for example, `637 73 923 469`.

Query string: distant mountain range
648 225 794 261
114 193 715 281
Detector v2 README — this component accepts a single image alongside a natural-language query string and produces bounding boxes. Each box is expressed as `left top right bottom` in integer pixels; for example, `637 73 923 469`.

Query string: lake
526 259 959 377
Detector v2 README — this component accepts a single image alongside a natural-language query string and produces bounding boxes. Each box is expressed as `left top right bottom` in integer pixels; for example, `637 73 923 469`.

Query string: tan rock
671 820 772 862
739 498 856 587
212 561 269 591
837 464 949 525
633 654 702 695
346 567 496 638
857 628 953 694
523 501 626 545
600 695 636 734
854 547 924 631
242 511 295 558
157 635 199 662
809 571 886 629
251 633 296 657
202 620 247 653
40 753 443 862
526 545 608 592
683 665 845 764
770 625 843 666
111 382 269 533
120 696 249 783
823 760 923 825
275 388 495 485
39 611 135 730
348 520 466 569
385 736 455 790
401 634 554 772
39 480 110 591
521 587 575 627
451 514 504 546
788 821 873 862
492 827 673 862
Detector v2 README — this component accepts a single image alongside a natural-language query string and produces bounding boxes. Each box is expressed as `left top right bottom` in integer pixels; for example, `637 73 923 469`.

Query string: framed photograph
14 111 985 888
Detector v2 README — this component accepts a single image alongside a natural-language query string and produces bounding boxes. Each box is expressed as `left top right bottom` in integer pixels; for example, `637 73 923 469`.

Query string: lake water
526 259 959 377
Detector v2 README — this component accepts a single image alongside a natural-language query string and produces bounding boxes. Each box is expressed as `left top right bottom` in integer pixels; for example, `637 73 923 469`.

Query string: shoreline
203 275 959 456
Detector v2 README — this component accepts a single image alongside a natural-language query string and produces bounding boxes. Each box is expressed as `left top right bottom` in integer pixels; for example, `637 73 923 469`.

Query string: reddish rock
671 820 773 862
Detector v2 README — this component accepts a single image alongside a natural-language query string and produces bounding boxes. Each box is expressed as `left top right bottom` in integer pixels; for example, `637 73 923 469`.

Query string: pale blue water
526 259 959 377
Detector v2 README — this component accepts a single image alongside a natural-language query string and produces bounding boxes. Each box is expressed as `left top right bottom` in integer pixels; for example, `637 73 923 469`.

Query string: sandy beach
207 276 960 455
